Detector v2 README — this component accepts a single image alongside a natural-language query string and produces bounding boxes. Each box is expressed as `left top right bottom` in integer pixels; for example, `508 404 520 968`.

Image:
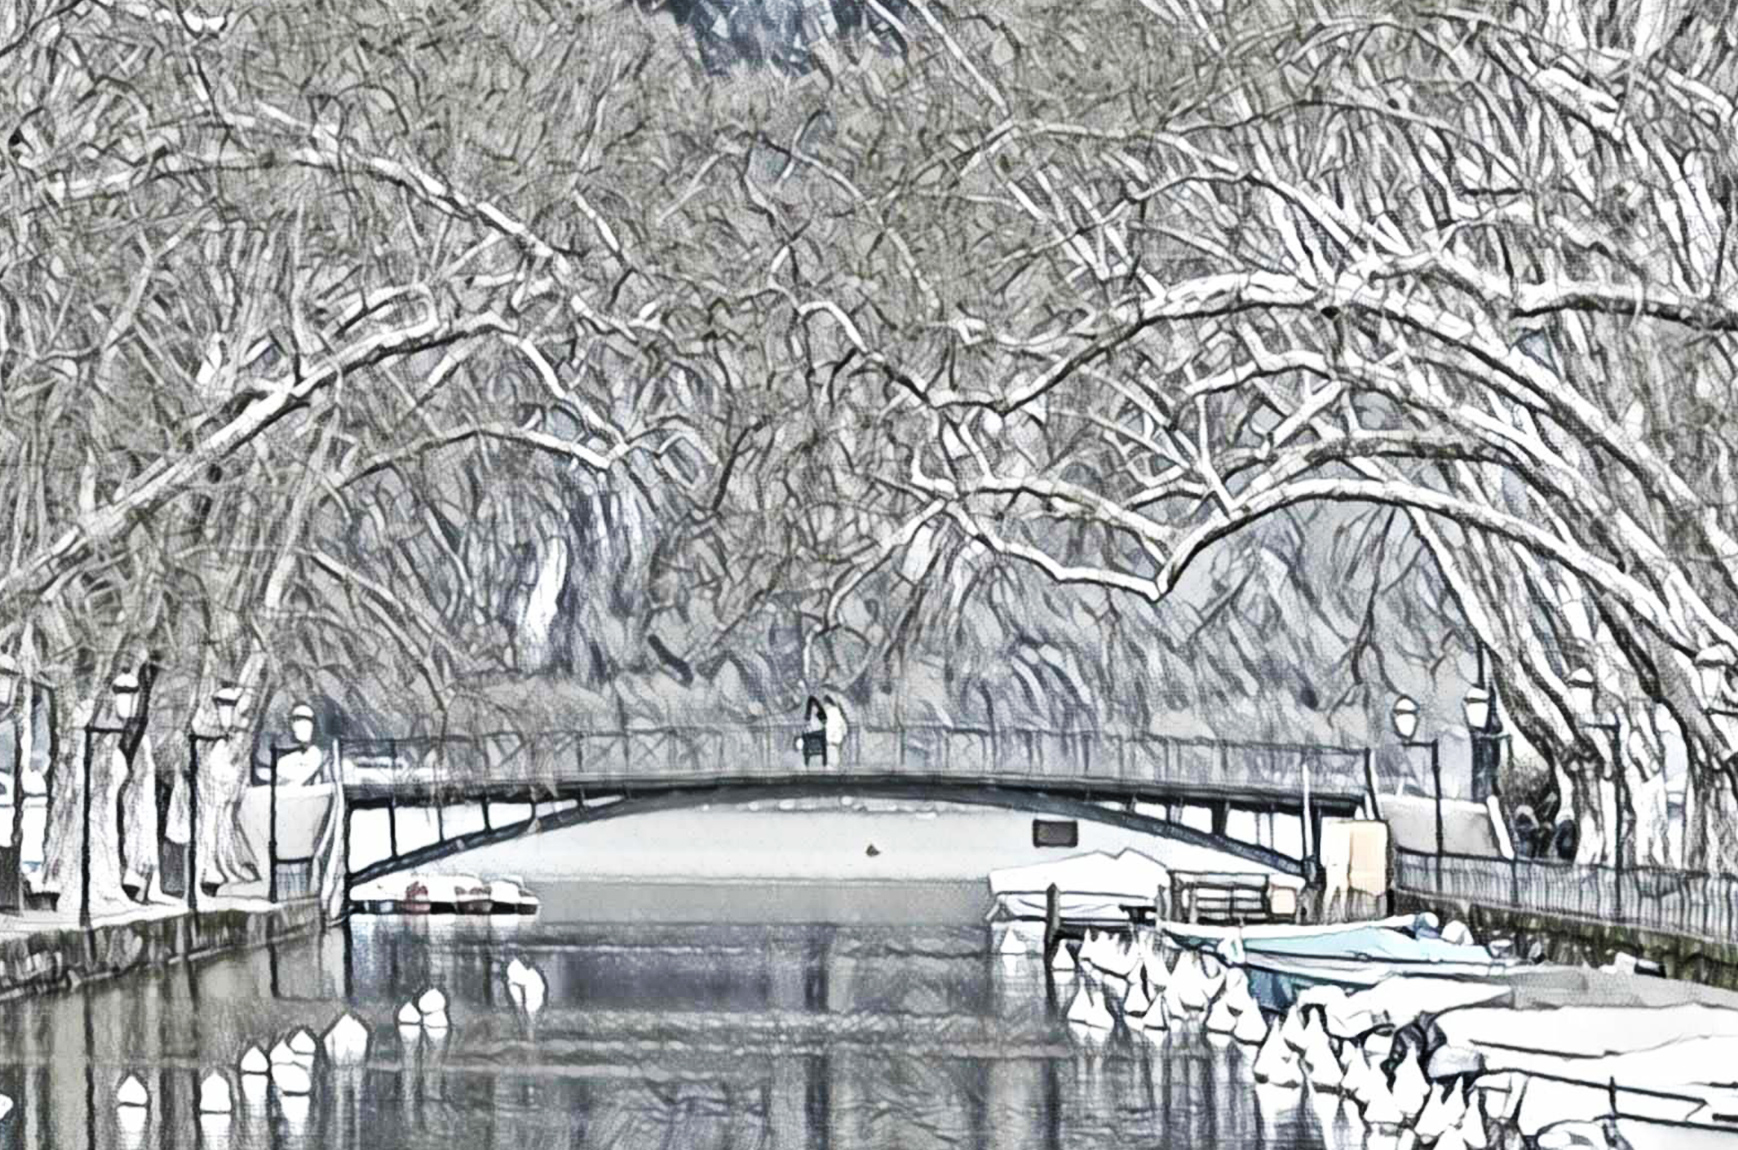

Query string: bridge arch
334 726 1374 890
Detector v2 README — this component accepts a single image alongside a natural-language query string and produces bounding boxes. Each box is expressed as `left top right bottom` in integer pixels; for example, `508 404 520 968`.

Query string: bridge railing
339 725 1373 806
1392 848 1738 945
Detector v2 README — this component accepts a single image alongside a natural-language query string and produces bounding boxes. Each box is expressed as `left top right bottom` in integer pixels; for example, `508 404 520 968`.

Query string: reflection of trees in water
839 952 984 1017
0 922 1347 1150
348 921 1007 1018
823 1049 984 1148
580 1080 759 1150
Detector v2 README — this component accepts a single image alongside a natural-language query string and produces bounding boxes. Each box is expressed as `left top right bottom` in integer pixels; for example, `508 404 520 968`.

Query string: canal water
0 881 1352 1149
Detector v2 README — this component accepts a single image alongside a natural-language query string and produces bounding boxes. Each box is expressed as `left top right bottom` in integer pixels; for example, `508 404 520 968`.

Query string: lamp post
1464 684 1519 854
81 674 140 929
1463 685 1509 804
1569 666 1626 919
269 702 316 903
0 655 23 912
185 685 241 914
1392 695 1444 859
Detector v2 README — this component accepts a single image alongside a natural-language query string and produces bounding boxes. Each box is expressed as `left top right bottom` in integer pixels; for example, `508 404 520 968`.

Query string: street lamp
0 654 20 912
268 701 315 903
1568 667 1596 718
289 703 314 747
186 685 243 911
81 673 141 928
1568 666 1626 919
1462 685 1511 804
216 685 240 735
1463 687 1490 731
1392 695 1445 858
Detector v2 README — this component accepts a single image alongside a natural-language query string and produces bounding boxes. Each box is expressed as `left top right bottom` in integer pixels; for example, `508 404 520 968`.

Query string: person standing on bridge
800 696 829 767
824 695 849 769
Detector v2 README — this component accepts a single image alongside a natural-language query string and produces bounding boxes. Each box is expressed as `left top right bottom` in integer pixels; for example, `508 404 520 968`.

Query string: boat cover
988 848 1167 901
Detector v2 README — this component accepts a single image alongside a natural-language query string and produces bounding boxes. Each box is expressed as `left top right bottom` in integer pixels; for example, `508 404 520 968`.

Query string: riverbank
0 897 325 1002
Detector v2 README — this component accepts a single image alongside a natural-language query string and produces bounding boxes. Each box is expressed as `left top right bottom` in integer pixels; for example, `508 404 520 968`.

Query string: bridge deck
340 768 1369 808
336 725 1374 807
333 726 1376 890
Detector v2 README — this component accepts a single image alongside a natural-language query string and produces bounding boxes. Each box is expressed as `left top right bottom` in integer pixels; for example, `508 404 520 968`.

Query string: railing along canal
336 724 1374 807
1393 847 1738 946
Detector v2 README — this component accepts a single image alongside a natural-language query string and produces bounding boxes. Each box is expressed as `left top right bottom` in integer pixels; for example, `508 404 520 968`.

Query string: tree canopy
5 0 1738 865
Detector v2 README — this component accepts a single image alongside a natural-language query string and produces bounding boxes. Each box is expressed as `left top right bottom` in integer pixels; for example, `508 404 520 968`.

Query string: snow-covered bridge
331 726 1377 889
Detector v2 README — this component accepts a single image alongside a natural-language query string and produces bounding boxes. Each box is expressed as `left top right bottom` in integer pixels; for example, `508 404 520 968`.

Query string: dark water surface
0 882 1348 1149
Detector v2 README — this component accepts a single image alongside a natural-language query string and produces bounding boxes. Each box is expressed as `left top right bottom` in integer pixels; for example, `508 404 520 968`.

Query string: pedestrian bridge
332 725 1377 889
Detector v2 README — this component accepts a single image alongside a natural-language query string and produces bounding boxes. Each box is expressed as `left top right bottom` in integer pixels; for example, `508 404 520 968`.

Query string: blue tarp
1242 924 1490 965
1167 919 1491 967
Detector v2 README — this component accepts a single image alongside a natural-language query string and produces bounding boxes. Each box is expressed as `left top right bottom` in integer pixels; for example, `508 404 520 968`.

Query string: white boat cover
987 849 1168 922
1316 974 1511 1039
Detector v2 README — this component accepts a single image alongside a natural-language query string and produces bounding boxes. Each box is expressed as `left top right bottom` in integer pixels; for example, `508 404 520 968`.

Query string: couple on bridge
800 695 850 768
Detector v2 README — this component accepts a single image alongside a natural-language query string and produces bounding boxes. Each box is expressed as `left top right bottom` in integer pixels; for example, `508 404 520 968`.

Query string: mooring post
387 793 399 859
0 692 22 913
187 731 200 913
80 729 95 932
430 739 445 844
268 745 280 904
1044 882 1061 964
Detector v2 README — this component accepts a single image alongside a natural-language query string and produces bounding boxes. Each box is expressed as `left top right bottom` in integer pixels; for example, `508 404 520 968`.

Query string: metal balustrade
337 725 1379 890
334 724 1374 806
1392 848 1738 946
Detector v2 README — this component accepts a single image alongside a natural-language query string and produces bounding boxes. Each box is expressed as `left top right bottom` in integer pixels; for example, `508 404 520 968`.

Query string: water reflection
0 884 1335 1148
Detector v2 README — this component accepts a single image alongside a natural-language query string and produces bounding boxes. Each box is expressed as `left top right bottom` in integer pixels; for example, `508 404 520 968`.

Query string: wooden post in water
1044 882 1061 964
187 731 200 913
268 744 280 903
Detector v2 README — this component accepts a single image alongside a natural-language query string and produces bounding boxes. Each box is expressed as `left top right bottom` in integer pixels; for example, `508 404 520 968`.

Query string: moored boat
1471 1058 1738 1150
453 875 492 915
489 877 540 916
1161 914 1423 946
1352 968 1738 1150
348 876 400 914
400 879 432 914
987 849 1169 926
1161 915 1524 995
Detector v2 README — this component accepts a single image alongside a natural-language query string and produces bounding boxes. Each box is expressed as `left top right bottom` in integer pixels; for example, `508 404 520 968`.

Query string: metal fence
1392 848 1738 945
336 724 1374 805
